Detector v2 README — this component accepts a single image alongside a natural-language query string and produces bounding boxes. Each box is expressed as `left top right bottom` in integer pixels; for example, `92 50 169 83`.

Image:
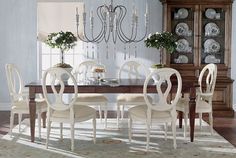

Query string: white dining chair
176 63 217 137
73 60 108 128
116 60 152 127
128 68 182 150
42 67 96 151
5 64 47 139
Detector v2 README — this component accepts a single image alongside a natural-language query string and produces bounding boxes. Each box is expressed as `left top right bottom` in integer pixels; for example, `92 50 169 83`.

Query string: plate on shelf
205 55 221 63
204 39 220 53
174 55 189 63
205 23 220 36
175 23 192 36
205 8 216 19
176 39 192 52
174 8 188 19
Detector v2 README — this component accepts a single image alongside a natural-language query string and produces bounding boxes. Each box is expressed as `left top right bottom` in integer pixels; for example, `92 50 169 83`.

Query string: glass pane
201 8 225 64
170 7 194 64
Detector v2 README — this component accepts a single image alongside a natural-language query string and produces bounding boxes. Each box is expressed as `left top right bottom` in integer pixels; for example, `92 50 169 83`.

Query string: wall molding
0 103 10 111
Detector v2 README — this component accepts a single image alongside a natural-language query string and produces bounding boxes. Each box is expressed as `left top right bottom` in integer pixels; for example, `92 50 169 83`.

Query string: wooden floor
0 111 236 147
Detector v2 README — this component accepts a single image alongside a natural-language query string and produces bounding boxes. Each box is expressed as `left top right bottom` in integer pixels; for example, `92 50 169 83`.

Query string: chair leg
99 105 102 122
46 120 51 149
104 105 107 129
60 123 63 140
183 112 188 138
146 118 151 151
128 116 132 142
38 112 41 139
10 112 14 137
117 104 120 128
209 112 214 135
70 123 75 151
199 113 202 130
121 105 125 120
164 123 168 141
172 118 177 149
18 113 22 133
93 115 96 144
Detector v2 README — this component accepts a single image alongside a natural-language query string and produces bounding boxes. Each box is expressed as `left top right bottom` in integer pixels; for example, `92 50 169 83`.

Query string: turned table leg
29 87 36 142
189 86 196 142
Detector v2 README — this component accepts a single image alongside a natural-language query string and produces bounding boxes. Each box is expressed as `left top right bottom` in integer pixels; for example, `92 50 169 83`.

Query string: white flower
155 32 159 35
155 40 158 42
52 36 57 41
148 33 152 38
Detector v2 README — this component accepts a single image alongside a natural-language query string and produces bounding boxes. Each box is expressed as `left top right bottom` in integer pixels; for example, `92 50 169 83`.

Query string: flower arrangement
46 31 77 51
144 31 177 53
45 31 77 68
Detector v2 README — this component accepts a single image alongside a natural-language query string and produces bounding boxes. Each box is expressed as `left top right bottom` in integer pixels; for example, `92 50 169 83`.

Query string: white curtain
37 2 84 41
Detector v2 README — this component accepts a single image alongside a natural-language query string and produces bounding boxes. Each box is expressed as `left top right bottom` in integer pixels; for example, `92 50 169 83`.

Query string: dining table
25 77 198 143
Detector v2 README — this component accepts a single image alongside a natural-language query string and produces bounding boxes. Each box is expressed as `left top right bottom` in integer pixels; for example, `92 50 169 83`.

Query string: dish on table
101 78 119 87
205 23 220 36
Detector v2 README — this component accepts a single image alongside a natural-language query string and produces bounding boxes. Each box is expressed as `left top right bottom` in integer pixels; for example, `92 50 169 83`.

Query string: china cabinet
160 0 234 116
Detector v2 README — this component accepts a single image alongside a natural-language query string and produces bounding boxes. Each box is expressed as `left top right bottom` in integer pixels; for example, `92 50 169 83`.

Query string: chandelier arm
117 6 136 42
133 26 148 42
115 6 133 43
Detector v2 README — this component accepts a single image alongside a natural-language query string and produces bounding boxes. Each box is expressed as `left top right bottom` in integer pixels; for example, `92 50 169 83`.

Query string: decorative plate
176 39 192 52
205 8 216 19
205 55 221 63
174 55 189 63
205 23 220 36
204 39 220 53
174 8 188 19
175 23 191 36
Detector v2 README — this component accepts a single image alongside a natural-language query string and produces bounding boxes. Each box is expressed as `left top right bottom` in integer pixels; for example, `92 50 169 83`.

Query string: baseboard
0 103 10 111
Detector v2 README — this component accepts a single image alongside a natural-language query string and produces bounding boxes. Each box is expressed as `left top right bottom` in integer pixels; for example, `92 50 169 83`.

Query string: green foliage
45 31 77 52
144 32 177 53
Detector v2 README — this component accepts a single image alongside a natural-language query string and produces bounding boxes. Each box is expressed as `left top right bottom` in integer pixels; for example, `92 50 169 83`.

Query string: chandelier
75 0 149 44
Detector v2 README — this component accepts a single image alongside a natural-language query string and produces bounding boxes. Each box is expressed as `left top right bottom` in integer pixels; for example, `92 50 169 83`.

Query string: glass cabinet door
170 6 195 64
200 6 226 64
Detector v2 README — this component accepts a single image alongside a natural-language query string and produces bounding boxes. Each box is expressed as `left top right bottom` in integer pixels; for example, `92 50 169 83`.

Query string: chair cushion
196 100 212 113
51 105 96 119
76 93 108 103
128 105 171 120
176 98 189 112
176 98 212 113
11 99 47 112
117 94 152 104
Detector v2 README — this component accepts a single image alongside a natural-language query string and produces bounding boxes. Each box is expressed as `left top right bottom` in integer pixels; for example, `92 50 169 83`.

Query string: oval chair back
198 63 217 94
5 64 24 102
118 61 147 80
143 68 182 112
42 67 78 111
73 60 106 82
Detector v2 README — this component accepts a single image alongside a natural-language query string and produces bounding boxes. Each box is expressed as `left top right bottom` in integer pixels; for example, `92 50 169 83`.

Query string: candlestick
146 1 148 14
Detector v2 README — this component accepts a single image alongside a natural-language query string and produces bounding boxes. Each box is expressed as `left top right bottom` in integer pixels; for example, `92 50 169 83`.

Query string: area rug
1 119 236 158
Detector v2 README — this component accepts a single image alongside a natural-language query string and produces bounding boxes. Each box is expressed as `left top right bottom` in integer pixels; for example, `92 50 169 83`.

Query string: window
37 1 85 79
